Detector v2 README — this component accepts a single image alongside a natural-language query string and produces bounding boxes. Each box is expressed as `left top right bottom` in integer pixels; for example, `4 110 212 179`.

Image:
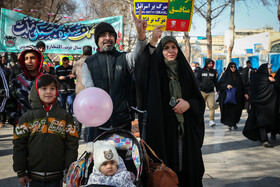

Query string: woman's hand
173 98 190 114
244 94 249 100
269 76 275 82
227 84 233 89
150 26 164 47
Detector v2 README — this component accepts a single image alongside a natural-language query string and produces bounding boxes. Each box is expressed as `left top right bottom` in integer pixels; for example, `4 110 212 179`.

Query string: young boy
7 46 44 127
13 74 79 187
87 140 135 187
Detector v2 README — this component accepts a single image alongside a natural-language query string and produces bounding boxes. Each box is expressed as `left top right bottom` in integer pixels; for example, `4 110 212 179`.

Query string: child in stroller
86 140 135 187
65 129 144 187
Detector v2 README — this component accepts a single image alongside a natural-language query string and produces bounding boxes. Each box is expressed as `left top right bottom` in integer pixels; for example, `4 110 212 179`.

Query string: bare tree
79 0 138 52
184 32 191 62
195 0 231 58
226 0 235 65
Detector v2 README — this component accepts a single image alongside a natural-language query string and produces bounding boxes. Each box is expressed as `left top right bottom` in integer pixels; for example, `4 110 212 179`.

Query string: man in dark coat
196 58 218 127
243 64 277 148
55 57 76 115
241 60 254 112
81 10 148 140
0 65 9 127
135 32 205 186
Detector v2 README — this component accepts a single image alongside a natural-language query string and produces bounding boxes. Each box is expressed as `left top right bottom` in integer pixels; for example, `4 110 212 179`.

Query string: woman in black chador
218 62 246 130
273 68 280 140
243 64 277 148
135 32 205 187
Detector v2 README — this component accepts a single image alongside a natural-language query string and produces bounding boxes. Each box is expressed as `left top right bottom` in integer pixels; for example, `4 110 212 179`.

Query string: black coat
135 41 205 187
243 64 278 141
218 62 245 126
275 68 280 134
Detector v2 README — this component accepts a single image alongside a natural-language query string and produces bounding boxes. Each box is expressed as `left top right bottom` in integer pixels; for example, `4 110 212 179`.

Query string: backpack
65 151 93 187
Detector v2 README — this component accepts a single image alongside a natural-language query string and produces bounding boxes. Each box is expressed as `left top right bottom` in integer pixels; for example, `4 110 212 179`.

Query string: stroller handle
131 106 147 141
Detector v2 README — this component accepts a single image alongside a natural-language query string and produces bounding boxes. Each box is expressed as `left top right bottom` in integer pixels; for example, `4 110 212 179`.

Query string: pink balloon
73 87 113 127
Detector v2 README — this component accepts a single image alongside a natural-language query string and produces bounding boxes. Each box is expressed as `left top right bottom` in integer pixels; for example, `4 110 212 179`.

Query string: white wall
224 31 270 55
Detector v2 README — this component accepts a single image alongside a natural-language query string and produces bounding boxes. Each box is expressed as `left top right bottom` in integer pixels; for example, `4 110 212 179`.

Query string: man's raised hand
132 8 147 40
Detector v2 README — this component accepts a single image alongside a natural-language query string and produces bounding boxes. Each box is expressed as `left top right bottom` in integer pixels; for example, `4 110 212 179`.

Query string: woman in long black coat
243 64 277 147
135 33 205 186
218 62 246 130
273 68 280 139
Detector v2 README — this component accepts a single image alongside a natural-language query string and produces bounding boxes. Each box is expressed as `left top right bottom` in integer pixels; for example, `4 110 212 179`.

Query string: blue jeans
59 93 75 115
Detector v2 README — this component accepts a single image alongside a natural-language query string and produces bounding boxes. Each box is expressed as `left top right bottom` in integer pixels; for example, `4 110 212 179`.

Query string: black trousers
29 178 62 187
0 112 6 123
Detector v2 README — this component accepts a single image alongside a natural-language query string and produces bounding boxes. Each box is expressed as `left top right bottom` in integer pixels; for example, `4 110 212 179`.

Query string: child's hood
18 46 44 79
28 75 59 111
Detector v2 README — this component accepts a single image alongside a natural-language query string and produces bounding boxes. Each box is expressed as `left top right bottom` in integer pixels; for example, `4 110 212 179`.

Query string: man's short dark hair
36 41 46 49
62 57 69 62
246 60 251 64
83 45 92 56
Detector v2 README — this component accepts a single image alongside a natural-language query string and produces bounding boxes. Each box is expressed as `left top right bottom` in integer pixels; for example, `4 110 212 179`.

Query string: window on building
271 43 280 53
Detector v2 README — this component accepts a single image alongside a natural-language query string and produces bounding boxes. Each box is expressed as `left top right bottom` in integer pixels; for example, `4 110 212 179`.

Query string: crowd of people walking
0 10 280 187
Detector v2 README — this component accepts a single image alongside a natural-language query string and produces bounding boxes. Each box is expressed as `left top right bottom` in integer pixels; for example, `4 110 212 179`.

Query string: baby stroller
65 128 145 187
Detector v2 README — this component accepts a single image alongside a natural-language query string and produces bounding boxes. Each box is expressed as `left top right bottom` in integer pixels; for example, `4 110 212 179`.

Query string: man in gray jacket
82 11 148 140
72 45 92 140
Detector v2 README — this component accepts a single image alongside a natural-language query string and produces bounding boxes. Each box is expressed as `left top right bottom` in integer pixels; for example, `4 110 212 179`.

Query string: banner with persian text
0 8 123 54
134 0 194 32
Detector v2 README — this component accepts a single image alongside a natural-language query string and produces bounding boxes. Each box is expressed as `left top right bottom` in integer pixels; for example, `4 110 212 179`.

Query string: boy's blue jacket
13 77 79 181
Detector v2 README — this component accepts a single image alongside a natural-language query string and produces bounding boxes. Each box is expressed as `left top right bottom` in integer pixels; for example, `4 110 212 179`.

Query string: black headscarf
135 36 205 187
243 64 278 140
218 62 244 102
250 64 274 103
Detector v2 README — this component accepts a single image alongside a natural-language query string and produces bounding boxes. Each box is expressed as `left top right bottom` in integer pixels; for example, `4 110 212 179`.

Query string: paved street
0 109 280 186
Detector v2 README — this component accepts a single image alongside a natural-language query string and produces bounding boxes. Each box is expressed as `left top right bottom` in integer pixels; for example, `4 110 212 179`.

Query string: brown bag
140 139 179 187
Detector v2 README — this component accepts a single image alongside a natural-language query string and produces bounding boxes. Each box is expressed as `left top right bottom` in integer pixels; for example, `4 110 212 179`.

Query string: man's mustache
103 41 113 45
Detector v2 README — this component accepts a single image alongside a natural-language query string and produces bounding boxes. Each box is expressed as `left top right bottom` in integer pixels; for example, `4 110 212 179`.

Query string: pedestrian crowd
0 9 280 187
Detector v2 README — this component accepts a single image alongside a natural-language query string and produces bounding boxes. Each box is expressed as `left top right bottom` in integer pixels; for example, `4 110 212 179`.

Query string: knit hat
93 140 120 171
94 22 117 46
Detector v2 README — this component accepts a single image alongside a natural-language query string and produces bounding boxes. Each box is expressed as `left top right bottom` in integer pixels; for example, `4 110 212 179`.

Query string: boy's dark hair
62 57 69 62
83 45 92 56
23 50 41 63
36 41 46 49
37 74 60 89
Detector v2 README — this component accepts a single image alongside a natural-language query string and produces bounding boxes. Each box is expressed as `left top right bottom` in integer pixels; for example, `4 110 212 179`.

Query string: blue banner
248 55 259 69
231 58 239 70
0 8 123 54
215 60 223 79
135 2 168 15
270 54 280 72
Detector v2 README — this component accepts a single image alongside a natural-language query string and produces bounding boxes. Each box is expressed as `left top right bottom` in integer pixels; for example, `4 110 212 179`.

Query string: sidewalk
202 109 280 186
1 109 280 186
